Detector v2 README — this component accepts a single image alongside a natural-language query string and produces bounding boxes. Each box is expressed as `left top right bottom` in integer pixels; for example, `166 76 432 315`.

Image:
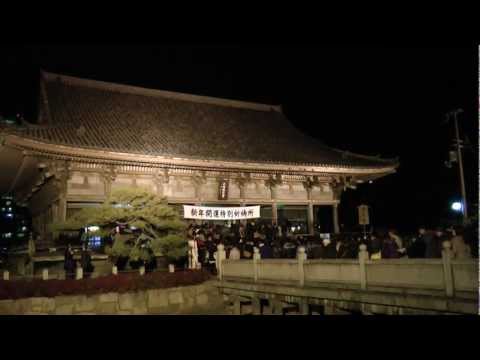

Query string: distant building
0 71 398 248
0 195 31 250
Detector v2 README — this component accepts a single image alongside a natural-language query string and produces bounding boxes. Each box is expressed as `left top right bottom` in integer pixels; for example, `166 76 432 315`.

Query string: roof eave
5 135 399 176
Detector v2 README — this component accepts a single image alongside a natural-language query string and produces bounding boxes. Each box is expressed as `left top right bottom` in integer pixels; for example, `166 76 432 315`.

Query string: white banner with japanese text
183 205 260 220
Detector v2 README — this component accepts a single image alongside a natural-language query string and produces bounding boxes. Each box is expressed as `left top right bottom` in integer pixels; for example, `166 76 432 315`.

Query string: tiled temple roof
15 72 398 169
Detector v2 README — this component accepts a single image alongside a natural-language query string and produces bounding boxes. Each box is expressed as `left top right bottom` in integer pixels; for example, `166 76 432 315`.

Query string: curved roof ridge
331 147 398 165
41 70 283 113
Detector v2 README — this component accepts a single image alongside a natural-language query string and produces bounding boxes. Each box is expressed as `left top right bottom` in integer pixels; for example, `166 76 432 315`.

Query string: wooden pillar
272 202 278 225
51 202 58 223
58 197 67 222
332 203 340 234
154 180 164 197
308 203 314 235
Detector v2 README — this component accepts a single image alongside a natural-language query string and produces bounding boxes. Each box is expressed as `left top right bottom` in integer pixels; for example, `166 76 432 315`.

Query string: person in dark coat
205 238 217 273
246 222 255 242
338 237 355 259
244 240 255 259
64 244 76 279
259 241 273 259
321 238 337 259
272 241 282 258
312 238 336 259
369 234 383 256
311 241 323 259
430 227 447 258
265 224 274 243
407 227 427 258
335 237 349 259
80 244 94 277
196 232 207 265
381 236 400 259
283 239 296 258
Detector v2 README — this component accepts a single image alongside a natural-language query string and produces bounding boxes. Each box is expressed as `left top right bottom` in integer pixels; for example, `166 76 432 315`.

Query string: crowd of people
187 221 476 272
351 225 475 260
59 221 475 277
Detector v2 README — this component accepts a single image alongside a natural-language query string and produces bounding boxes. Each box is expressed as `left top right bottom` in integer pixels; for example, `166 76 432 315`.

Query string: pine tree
51 187 187 264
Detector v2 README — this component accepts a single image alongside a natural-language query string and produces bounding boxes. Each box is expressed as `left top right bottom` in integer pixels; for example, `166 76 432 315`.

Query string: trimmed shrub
0 270 211 300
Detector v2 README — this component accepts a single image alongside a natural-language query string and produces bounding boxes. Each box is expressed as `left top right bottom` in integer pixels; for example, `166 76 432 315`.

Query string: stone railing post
112 265 118 275
297 246 306 287
252 297 261 315
253 247 261 283
76 267 83 280
359 244 368 290
3 270 9 281
442 241 454 297
139 265 145 276
232 295 242 315
300 299 310 315
216 244 226 280
42 268 48 281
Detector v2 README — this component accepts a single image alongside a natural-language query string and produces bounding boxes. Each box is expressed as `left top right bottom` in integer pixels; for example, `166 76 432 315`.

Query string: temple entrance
314 205 334 234
277 205 309 235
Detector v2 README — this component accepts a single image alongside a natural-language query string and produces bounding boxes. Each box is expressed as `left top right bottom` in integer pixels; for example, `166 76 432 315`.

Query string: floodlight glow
451 202 463 212
87 226 100 232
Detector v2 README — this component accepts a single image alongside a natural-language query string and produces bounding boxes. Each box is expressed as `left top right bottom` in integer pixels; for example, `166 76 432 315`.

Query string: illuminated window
6 201 11 206
88 236 102 249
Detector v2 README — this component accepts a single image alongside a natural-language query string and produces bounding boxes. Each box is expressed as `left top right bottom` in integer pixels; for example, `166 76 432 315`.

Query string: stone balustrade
218 243 478 297
216 242 479 314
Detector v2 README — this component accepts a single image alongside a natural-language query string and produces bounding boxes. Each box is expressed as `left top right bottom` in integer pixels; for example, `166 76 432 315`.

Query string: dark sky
1 44 478 232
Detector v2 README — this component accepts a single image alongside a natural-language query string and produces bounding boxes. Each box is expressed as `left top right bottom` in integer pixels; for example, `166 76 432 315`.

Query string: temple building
0 71 398 248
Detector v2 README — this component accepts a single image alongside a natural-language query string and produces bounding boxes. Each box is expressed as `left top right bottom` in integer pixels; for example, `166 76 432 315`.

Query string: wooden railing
216 243 478 299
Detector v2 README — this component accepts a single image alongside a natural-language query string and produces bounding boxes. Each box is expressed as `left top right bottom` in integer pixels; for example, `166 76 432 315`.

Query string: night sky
1 44 478 233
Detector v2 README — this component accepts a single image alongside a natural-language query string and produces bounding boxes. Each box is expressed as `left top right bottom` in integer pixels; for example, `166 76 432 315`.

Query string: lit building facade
0 195 31 248
0 72 398 248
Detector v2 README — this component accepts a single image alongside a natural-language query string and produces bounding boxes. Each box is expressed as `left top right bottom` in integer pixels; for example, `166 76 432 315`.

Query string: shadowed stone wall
0 280 229 315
